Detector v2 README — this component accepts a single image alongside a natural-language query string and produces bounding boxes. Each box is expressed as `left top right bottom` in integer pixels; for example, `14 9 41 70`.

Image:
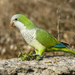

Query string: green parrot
10 14 75 59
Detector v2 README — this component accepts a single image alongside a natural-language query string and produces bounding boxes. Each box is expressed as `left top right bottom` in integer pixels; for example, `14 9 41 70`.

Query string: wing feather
36 29 60 48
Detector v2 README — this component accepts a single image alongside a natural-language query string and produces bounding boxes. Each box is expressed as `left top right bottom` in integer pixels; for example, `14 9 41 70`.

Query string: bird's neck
14 21 25 31
15 21 37 31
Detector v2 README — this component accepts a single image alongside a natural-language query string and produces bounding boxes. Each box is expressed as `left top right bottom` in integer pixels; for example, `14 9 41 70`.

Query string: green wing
36 29 60 48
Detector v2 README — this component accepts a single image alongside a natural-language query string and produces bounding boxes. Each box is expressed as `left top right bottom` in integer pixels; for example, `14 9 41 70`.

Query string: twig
56 8 61 41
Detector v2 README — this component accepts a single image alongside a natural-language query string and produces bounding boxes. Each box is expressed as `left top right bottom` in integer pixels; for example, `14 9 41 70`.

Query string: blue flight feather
54 43 67 48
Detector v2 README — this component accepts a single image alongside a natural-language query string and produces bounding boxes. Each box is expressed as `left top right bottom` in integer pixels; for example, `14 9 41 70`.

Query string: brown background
0 0 75 60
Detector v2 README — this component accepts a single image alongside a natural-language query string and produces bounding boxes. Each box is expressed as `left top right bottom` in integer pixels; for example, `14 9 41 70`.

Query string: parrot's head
10 14 34 30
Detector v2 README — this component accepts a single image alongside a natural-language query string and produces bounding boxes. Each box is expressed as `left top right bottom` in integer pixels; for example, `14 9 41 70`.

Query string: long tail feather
47 47 75 54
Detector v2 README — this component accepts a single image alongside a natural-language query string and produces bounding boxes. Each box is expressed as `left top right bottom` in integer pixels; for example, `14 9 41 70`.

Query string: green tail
47 47 75 55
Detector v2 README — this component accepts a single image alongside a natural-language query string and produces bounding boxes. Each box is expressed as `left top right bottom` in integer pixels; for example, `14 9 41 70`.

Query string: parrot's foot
32 54 43 60
18 50 43 61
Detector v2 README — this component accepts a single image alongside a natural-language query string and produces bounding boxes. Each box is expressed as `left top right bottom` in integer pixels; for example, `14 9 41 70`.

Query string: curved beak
10 21 16 27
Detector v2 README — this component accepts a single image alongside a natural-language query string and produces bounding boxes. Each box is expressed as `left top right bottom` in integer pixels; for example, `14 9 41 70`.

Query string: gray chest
20 29 36 44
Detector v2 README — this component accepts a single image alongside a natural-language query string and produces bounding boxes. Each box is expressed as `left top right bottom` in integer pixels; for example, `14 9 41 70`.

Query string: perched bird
10 14 75 59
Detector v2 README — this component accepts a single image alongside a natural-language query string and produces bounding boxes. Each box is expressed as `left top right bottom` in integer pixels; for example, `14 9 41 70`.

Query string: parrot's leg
35 49 45 56
33 49 45 60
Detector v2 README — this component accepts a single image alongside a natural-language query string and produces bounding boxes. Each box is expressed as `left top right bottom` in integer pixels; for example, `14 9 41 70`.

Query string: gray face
11 14 19 22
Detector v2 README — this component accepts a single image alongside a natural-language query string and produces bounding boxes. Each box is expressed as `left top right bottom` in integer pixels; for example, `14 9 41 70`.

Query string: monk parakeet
10 14 75 60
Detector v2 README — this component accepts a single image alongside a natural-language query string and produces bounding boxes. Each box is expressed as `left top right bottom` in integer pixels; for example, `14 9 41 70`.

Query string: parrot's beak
10 21 16 27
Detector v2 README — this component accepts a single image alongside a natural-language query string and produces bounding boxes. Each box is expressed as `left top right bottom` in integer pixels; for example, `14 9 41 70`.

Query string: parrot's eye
15 18 18 21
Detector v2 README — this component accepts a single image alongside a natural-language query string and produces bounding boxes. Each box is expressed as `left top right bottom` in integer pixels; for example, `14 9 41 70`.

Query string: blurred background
0 0 75 60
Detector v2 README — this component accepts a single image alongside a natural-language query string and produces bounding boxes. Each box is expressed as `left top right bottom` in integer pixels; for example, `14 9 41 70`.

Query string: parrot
10 14 75 60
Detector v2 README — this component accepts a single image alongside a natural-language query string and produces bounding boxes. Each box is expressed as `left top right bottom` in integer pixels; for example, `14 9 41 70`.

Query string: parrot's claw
32 54 39 56
32 54 43 60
